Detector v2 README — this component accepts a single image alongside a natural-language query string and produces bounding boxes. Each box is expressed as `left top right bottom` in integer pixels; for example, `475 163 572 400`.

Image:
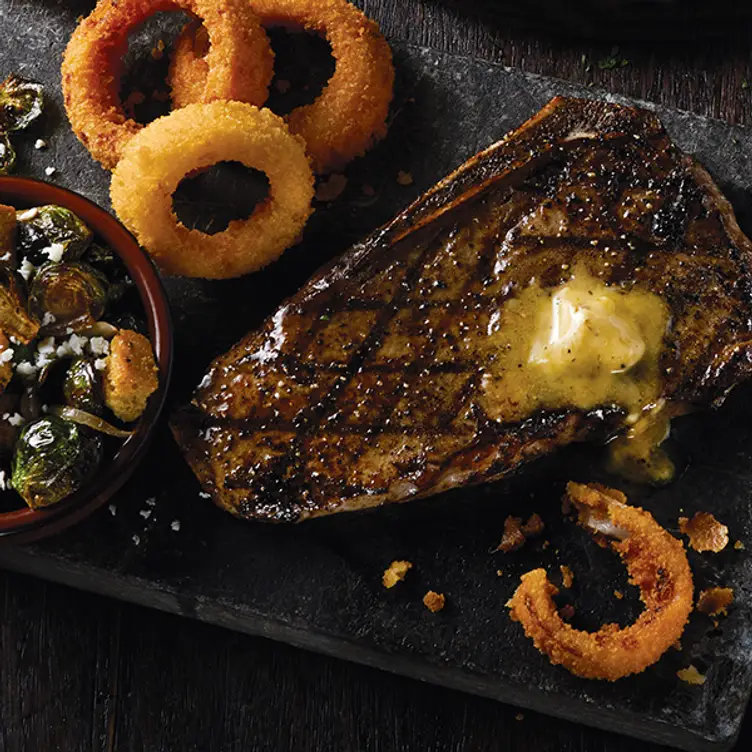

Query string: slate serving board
1 2 752 750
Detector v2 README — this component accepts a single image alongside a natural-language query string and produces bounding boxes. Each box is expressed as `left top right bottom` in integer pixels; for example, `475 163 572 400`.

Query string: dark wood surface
3 1 752 750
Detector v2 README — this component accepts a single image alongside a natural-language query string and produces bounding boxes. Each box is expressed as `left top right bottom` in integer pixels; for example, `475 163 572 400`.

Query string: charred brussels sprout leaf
29 261 108 334
16 205 93 265
0 75 44 132
0 134 16 175
83 244 133 303
0 265 40 343
63 358 104 415
11 416 102 509
0 204 16 265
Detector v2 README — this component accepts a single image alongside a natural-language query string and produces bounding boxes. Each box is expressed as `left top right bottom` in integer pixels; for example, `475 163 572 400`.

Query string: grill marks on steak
172 97 752 522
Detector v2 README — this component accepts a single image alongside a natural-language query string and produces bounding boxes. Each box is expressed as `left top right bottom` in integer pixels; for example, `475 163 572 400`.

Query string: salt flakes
170 520 181 532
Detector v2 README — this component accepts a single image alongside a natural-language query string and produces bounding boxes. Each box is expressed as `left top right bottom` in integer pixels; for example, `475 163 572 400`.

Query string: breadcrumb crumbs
677 665 706 685
560 565 574 589
383 560 412 588
497 513 544 553
696 587 734 617
423 591 445 613
679 512 729 552
396 170 414 186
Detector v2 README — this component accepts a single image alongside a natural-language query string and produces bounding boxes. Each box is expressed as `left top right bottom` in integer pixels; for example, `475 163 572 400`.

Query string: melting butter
479 266 670 431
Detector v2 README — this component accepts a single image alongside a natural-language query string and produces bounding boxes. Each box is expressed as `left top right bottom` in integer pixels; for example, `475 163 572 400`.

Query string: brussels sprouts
0 265 40 343
0 133 16 175
16 205 93 265
0 75 44 132
29 261 108 334
63 358 104 415
0 204 15 265
83 243 133 303
11 416 102 508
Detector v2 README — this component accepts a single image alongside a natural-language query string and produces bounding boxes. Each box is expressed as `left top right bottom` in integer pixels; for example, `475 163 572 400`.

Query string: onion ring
110 101 314 279
169 0 394 173
61 0 274 170
508 482 693 681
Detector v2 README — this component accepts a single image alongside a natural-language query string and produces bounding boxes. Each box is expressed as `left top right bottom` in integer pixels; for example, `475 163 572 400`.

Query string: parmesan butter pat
529 281 646 375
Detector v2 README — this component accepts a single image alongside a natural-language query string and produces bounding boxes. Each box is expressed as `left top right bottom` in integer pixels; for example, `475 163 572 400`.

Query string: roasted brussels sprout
11 416 102 509
83 243 133 303
29 261 108 334
16 205 94 265
63 358 104 415
0 265 40 343
0 76 44 132
0 133 16 175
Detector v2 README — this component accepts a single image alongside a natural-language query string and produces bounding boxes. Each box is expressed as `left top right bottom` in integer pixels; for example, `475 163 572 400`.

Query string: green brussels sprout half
11 416 103 509
63 358 104 416
0 75 44 132
0 265 40 343
29 261 108 335
16 205 94 266
0 134 16 175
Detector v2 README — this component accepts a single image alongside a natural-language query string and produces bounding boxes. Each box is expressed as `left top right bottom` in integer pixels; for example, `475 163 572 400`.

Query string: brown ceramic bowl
0 177 172 544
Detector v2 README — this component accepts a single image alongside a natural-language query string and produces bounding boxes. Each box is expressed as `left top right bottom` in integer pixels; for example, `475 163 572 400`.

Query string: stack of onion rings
169 0 395 174
62 0 274 169
110 102 314 279
508 482 693 681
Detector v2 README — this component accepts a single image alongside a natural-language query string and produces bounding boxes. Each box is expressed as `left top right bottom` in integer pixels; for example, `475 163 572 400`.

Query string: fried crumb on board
383 560 412 589
560 565 574 589
734 540 745 550
614 590 624 600
315 174 348 202
560 604 575 621
696 587 734 617
679 512 729 552
423 591 446 613
677 665 706 685
396 170 413 186
496 513 545 553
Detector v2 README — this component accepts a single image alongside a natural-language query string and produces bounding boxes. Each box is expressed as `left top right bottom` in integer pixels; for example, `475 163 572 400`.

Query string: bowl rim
0 176 173 543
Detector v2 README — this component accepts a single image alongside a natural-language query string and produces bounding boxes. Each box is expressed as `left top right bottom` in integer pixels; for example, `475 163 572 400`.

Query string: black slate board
2 2 752 750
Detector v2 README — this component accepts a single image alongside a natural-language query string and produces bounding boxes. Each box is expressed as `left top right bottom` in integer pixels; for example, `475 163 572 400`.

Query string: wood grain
2 1 752 751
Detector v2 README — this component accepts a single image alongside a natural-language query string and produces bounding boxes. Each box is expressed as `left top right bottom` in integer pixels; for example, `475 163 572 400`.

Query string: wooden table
3 1 752 749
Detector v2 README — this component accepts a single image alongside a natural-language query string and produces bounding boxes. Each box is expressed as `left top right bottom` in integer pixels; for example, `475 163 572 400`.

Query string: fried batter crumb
677 665 706 685
315 173 348 202
522 513 545 537
696 587 734 617
396 170 413 186
497 516 525 552
672 640 682 651
496 569 503 577
613 590 624 600
560 604 575 621
515 713 524 721
383 560 412 588
679 512 729 552
560 565 574 589
423 591 446 613
734 540 745 551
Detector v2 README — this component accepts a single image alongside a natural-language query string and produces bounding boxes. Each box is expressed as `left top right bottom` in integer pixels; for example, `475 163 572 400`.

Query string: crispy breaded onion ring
508 482 693 681
61 0 274 170
169 0 394 173
110 102 314 279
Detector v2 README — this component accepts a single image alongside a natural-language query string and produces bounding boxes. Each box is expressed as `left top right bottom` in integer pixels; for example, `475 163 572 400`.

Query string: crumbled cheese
94 358 107 371
0 251 11 262
56 333 88 358
145 497 156 507
198 491 211 499
41 404 48 413
41 311 56 326
89 336 110 356
43 243 65 263
5 413 25 427
0 347 14 364
34 139 47 150
44 166 56 177
171 520 181 532
0 470 7 491
37 336 56 355
15 361 38 377
18 259 35 281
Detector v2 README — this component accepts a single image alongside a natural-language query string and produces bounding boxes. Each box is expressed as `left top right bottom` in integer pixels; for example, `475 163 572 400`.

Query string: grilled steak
172 96 752 522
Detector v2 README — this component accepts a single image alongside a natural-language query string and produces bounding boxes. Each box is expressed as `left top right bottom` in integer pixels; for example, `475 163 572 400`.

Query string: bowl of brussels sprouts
0 176 172 542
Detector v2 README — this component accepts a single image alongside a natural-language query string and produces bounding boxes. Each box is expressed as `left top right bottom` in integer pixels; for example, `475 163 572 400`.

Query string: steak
171 96 752 522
